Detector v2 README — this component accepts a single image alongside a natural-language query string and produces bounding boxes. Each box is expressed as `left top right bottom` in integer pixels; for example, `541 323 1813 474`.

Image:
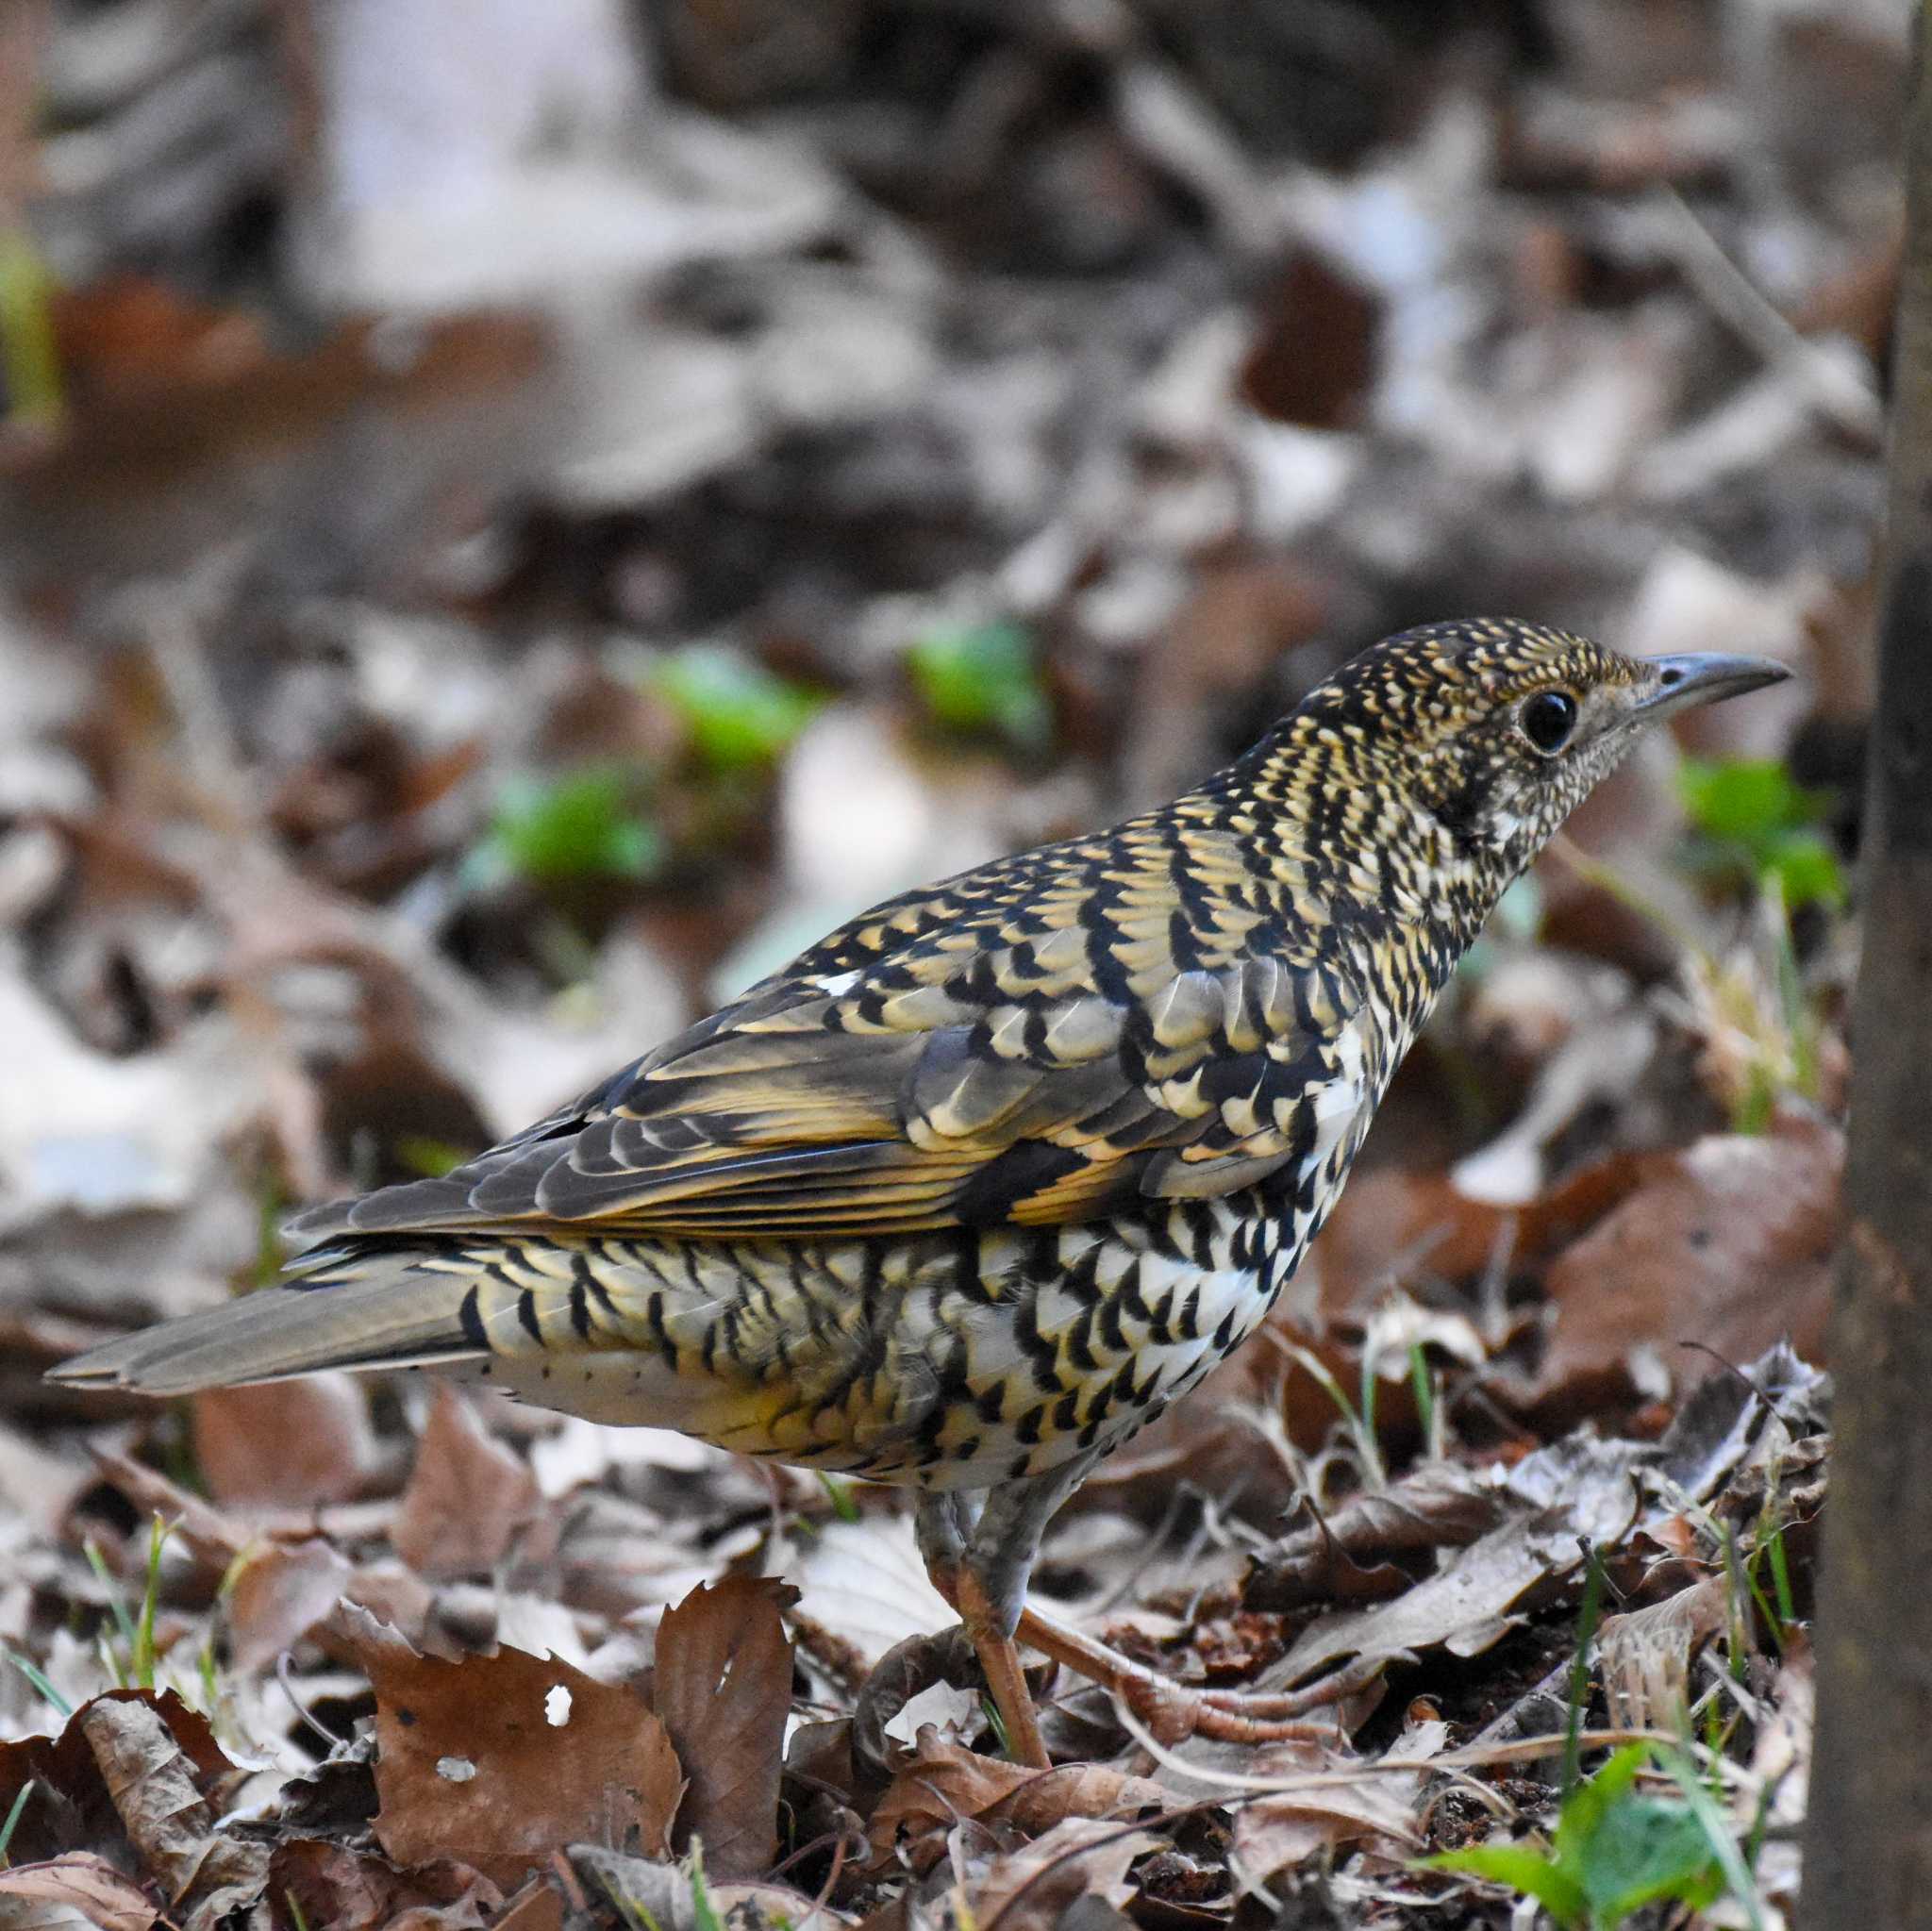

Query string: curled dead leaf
1245 1464 1501 1613
0 1690 234 1877
0 1852 158 1931
964 1816 1159 1931
869 1728 1167 1875
78 1697 267 1928
267 1835 504 1931
650 1575 798 1879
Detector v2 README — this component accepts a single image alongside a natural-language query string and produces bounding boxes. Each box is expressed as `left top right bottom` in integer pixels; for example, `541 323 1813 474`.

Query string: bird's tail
44 1244 488 1397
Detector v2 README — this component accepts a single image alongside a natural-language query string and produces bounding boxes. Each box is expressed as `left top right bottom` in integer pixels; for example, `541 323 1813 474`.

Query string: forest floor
0 2 1903 1925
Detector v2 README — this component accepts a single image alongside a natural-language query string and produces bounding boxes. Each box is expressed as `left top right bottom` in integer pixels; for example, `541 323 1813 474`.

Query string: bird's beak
1632 652 1792 722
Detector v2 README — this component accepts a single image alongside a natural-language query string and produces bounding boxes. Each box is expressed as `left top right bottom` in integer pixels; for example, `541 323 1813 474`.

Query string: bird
50 618 1789 1766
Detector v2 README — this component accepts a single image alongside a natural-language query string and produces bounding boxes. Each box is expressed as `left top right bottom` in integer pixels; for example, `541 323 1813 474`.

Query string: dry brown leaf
1245 1464 1502 1613
93 1451 436 1662
1268 1436 1645 1683
225 1538 357 1674
1527 1118 1840 1417
357 1633 683 1889
1229 1721 1445 1880
78 1698 267 1929
491 1876 567 1931
392 1386 541 1578
869 1728 1167 1875
191 1375 381 1509
267 1836 503 1931
1312 1154 1645 1324
651 1575 797 1878
1597 1573 1732 1732
0 1691 234 1876
963 1816 1158 1931
0 1852 159 1931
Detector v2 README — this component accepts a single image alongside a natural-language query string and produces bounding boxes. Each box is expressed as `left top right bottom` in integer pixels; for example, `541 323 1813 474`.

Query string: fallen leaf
651 1575 797 1878
0 1690 234 1874
392 1386 541 1578
192 1374 381 1509
356 1634 683 1888
225 1539 357 1674
79 1697 267 1928
785 1514 956 1676
491 1876 566 1931
964 1817 1159 1931
1230 1719 1447 1879
0 1852 158 1931
869 1729 1166 1875
1597 1573 1731 1732
268 1836 502 1931
1245 1464 1503 1613
1525 1119 1841 1417
1311 1154 1645 1324
1266 1436 1645 1684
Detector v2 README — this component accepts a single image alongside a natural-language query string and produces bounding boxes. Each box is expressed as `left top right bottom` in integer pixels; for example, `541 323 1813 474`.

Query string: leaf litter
0 0 1887 1923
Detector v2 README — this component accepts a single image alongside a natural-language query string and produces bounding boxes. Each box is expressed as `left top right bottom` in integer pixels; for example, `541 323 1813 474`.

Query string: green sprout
0 1779 37 1868
1424 1741 1740 1929
1677 757 1844 912
472 765 662 890
908 620 1053 752
650 645 823 773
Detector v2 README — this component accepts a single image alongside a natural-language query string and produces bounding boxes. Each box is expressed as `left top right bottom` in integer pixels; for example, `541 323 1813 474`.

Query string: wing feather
286 843 1368 1248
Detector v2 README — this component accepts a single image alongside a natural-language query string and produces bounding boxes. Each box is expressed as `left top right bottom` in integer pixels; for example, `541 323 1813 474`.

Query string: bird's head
1254 616 1791 903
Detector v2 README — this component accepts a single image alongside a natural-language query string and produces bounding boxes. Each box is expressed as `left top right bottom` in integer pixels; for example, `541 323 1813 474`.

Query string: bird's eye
1519 690 1578 754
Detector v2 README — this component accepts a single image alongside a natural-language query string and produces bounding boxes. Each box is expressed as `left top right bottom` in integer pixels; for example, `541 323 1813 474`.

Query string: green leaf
1425 1744 1749 1931
1677 758 1824 844
908 620 1052 751
652 646 823 772
482 766 662 885
1761 828 1846 911
1555 1742 1649 1857
1423 1844 1587 1925
1577 1794 1724 1923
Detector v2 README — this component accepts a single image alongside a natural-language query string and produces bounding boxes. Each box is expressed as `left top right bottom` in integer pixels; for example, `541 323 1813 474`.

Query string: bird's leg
964 1462 1368 1750
919 1487 1051 1768
901 1488 1050 1770
955 1568 1050 1770
912 1489 975 1610
954 1454 1101 1771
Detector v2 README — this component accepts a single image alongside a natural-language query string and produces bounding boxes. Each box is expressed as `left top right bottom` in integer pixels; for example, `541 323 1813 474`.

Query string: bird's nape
45 614 1794 1766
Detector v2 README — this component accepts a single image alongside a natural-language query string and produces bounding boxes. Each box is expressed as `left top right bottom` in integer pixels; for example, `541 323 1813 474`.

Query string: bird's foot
1015 1603 1377 1748
851 1587 1053 1774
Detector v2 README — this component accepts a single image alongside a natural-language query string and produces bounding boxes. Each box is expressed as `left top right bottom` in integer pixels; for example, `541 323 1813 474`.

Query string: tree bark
1799 8 1932 1923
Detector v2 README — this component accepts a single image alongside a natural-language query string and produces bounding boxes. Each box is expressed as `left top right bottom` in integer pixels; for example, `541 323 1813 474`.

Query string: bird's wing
290 847 1369 1243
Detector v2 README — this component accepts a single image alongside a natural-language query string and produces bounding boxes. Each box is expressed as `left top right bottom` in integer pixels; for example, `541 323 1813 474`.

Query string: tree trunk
1799 8 1932 1922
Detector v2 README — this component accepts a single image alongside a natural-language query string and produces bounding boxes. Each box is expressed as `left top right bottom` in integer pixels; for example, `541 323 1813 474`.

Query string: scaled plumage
51 618 1788 1759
